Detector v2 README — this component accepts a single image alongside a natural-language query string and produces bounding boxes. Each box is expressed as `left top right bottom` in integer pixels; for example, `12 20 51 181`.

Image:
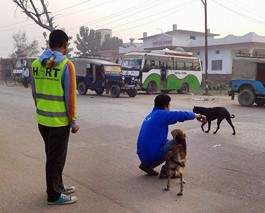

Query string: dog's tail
230 114 235 118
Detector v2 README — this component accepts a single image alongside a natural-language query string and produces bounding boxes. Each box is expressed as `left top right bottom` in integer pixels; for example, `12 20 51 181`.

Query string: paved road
0 84 264 213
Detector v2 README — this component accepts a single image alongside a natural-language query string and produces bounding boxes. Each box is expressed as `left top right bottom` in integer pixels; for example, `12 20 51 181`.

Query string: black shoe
139 164 159 176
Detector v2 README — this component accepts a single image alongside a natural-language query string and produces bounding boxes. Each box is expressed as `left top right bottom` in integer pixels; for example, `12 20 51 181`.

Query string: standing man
137 94 206 177
22 65 29 88
31 29 80 205
160 64 167 91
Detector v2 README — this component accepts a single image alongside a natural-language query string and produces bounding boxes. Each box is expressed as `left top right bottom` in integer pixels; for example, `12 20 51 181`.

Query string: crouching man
136 94 206 178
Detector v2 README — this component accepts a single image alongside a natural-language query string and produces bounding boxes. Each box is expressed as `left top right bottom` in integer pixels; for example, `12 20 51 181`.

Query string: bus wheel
180 83 189 93
110 84 121 98
78 82 88 95
146 82 157 95
127 89 137 97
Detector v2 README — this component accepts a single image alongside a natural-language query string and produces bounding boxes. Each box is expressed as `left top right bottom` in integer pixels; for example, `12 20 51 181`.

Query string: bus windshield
122 56 142 69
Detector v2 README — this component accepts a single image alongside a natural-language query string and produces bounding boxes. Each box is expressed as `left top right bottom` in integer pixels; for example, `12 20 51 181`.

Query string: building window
190 35 196 40
216 50 220 54
197 52 200 55
212 60 222 70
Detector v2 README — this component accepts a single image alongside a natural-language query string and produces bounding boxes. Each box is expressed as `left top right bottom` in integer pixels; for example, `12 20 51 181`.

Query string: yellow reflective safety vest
32 58 69 127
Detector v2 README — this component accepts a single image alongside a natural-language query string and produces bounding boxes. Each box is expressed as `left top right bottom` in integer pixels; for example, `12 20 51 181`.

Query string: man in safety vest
31 29 80 205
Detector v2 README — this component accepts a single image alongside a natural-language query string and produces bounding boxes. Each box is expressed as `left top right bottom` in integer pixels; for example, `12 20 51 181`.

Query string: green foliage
74 26 124 56
100 37 123 51
12 31 40 57
208 80 228 90
74 26 102 56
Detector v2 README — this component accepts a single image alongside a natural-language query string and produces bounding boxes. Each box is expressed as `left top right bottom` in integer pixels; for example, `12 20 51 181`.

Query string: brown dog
164 129 187 196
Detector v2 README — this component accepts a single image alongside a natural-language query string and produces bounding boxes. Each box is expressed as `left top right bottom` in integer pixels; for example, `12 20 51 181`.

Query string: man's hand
71 124 80 134
195 113 207 123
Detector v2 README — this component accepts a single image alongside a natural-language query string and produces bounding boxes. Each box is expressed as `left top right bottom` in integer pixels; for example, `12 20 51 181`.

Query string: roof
138 29 219 40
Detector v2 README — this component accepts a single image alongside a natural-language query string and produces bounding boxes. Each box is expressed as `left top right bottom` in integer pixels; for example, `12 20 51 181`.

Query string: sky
1 0 265 58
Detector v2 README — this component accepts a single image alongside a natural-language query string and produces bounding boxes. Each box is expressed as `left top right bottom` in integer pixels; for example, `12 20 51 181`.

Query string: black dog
193 106 236 135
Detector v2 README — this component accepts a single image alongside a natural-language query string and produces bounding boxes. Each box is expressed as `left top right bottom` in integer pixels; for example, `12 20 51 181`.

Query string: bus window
177 62 185 70
185 62 193 70
151 60 160 69
168 61 174 70
193 62 201 71
143 60 151 72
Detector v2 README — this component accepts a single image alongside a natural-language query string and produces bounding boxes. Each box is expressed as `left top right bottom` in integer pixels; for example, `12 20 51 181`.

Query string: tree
100 37 123 51
13 1 76 56
74 26 102 56
12 31 39 57
12 0 56 31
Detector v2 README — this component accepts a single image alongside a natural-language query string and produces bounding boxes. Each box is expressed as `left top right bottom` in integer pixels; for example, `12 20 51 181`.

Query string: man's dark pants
38 124 70 202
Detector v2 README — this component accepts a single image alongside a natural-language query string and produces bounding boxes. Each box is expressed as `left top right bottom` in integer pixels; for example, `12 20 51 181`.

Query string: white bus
121 49 202 94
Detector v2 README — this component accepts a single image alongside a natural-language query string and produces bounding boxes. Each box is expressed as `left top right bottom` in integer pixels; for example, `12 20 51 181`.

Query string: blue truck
72 58 139 98
229 57 265 106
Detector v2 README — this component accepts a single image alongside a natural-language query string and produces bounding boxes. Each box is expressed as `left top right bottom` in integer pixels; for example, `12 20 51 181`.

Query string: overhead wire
72 0 156 27
0 0 114 42
54 0 115 18
92 0 175 29
212 0 265 25
66 0 165 31
0 0 93 29
113 0 198 33
223 0 265 20
2 0 265 43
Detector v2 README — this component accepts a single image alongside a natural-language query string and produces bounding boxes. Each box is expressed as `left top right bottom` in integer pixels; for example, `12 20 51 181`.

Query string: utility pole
201 0 209 95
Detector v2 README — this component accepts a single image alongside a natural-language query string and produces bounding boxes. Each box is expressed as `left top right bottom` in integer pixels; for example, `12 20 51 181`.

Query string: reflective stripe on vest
32 58 69 127
35 93 64 102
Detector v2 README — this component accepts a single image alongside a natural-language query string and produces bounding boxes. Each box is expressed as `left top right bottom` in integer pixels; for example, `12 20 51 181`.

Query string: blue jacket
137 108 195 165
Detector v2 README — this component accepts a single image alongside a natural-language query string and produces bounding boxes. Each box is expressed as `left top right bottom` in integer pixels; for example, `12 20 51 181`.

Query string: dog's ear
171 129 180 139
171 129 186 140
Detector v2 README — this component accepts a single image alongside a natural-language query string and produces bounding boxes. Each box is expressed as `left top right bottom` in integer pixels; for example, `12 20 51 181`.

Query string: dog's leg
205 121 211 133
165 169 171 191
226 117 236 135
177 172 183 196
213 118 224 134
201 122 206 132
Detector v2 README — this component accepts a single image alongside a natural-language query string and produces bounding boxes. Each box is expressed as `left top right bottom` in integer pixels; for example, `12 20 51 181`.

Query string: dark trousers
38 124 70 202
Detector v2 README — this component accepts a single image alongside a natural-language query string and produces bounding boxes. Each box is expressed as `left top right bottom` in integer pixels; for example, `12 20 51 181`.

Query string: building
96 29 112 45
119 24 265 84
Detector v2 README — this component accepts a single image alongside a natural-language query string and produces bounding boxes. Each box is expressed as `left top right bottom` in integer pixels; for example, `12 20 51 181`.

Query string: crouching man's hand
195 113 207 123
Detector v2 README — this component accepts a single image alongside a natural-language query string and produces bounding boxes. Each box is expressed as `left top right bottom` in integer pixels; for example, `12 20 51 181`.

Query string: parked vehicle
72 58 139 98
121 48 202 94
229 57 265 106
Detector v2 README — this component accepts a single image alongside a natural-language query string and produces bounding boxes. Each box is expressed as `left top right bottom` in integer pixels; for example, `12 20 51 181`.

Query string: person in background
137 94 206 177
22 65 29 88
31 29 80 205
